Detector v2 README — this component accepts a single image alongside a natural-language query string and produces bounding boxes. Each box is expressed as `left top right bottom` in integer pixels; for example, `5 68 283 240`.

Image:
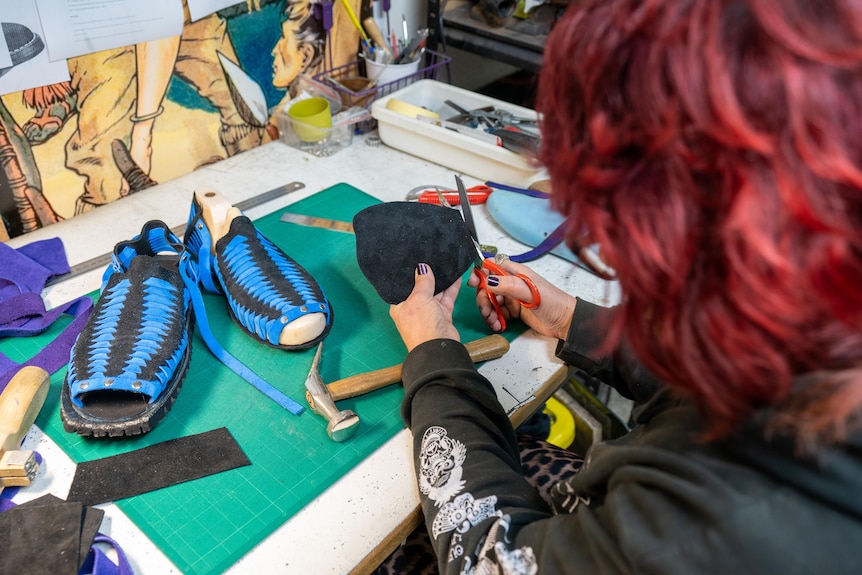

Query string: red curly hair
537 0 862 444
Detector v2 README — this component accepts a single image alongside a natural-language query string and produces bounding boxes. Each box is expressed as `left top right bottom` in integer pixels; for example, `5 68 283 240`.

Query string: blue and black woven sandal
183 188 332 350
61 221 193 437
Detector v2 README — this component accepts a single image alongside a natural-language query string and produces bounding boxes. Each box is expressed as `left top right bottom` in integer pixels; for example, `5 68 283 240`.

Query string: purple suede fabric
0 238 92 393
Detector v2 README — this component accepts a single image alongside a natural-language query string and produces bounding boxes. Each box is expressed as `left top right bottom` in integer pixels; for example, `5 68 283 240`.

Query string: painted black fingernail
486 275 499 287
417 263 429 275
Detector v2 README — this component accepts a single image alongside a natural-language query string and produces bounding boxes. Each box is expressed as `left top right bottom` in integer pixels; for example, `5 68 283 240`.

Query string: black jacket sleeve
401 339 553 573
556 297 662 404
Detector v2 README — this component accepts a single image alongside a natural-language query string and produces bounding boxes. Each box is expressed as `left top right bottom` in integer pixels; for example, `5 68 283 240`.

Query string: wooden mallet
0 366 50 494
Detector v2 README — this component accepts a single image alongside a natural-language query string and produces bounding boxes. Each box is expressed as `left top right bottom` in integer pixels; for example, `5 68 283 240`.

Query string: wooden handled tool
328 334 510 401
363 16 393 58
0 366 50 492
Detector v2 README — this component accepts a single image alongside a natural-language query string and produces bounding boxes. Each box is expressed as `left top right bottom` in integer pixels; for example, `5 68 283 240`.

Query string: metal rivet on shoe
280 316 287 324
132 381 142 390
319 304 326 311
197 223 203 230
300 306 308 313
80 381 89 390
104 378 114 387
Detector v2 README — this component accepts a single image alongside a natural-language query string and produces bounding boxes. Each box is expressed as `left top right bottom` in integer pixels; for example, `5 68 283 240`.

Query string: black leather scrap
0 494 104 574
353 202 476 304
66 427 250 506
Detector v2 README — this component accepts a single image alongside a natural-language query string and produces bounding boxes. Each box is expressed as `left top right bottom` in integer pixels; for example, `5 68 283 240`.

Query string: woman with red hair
385 0 862 573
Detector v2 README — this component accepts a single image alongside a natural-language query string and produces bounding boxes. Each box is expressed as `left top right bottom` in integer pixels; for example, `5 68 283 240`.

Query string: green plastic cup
288 97 333 143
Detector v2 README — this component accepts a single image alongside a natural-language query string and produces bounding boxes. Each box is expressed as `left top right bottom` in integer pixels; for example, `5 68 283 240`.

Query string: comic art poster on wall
0 0 370 241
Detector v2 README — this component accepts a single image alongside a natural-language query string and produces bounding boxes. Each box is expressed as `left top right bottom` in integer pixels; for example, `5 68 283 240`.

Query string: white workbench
7 133 620 574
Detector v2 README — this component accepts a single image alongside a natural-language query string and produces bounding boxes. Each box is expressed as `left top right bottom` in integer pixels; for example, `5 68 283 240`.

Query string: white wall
369 0 428 49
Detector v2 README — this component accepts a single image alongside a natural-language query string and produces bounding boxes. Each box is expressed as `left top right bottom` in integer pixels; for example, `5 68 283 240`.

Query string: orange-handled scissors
456 175 541 331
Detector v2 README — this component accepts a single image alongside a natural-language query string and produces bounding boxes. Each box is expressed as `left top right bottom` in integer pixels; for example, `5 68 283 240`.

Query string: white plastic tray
371 80 546 186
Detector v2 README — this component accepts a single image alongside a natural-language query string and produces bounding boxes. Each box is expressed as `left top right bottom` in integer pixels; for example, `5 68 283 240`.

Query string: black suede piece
353 202 476 304
66 427 250 506
0 494 104 574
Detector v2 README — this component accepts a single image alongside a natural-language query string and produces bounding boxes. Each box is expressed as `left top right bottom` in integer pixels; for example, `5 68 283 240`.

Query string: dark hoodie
401 298 862 574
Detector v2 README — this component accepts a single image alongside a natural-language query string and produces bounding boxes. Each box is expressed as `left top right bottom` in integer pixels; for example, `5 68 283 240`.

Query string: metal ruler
46 181 306 287
279 212 355 234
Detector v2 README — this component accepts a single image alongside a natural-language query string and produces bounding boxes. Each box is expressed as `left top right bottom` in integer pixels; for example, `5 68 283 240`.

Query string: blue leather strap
178 252 304 415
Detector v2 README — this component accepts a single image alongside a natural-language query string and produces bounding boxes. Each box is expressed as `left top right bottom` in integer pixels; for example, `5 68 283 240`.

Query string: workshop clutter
287 97 334 143
361 52 420 84
273 76 369 157
473 0 565 34
372 79 546 186
314 49 451 133
2 367 135 573
358 25 432 87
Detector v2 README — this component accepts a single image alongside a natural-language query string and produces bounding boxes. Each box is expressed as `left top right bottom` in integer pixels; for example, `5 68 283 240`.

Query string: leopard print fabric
372 434 584 575
371 527 440 575
517 435 584 507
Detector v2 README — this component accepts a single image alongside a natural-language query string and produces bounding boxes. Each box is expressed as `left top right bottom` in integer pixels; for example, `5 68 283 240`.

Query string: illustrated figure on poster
116 36 184 195
270 0 327 105
266 0 371 135
0 20 64 239
0 0 377 238
20 82 77 145
14 4 268 214
0 98 60 240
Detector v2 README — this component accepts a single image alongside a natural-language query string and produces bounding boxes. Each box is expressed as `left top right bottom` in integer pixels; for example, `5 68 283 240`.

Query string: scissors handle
477 260 541 331
416 185 493 205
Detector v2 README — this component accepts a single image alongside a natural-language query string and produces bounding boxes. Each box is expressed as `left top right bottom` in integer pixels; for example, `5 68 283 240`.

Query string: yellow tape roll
385 98 441 120
543 396 576 449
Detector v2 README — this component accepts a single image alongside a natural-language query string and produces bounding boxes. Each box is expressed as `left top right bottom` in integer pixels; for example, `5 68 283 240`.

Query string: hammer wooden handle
0 366 50 454
328 334 510 401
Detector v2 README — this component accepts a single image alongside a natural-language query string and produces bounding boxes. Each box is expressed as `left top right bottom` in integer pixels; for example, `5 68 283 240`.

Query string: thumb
412 262 436 298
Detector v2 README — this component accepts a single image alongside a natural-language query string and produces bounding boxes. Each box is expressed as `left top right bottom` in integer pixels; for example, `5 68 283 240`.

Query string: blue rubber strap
481 182 567 262
179 253 304 415
485 181 552 198
506 222 567 263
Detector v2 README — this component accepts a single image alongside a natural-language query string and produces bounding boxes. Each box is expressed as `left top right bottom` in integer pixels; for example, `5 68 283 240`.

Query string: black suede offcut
353 202 476 304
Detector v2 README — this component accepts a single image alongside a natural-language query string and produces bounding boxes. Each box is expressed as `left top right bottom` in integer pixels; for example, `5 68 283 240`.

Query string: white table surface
7 133 620 574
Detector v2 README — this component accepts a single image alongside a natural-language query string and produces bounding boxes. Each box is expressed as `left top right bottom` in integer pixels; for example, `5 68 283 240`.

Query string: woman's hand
390 263 461 352
468 257 577 340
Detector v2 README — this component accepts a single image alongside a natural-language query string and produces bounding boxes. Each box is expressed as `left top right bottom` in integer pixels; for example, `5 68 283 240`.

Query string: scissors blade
455 175 485 264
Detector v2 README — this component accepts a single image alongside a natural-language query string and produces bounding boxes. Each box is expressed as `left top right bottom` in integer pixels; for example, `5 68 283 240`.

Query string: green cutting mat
1 183 524 575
